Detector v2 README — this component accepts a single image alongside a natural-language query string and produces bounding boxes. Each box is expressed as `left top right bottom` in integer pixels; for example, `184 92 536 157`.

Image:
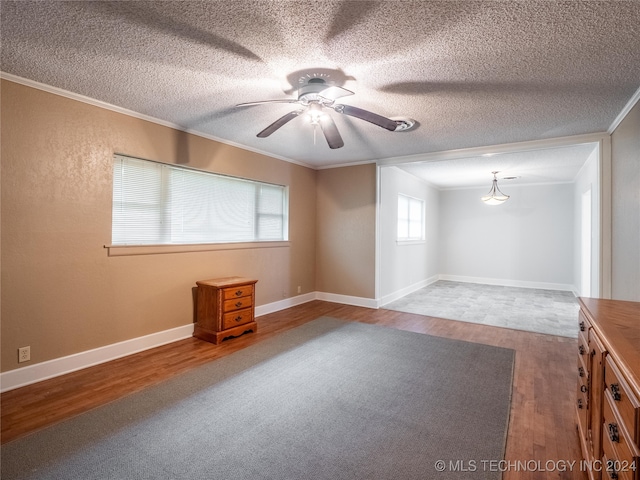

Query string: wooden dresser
576 297 640 480
194 276 258 344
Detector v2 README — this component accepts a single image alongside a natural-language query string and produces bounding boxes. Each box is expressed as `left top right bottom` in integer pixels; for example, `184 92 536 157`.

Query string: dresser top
196 276 258 288
579 297 640 394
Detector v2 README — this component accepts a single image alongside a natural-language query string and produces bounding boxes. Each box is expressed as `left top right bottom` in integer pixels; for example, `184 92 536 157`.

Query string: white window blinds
112 155 288 245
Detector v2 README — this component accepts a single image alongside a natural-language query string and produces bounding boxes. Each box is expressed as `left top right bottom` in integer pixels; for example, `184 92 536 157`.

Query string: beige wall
611 99 640 301
315 164 377 298
9 72 633 375
1 80 317 371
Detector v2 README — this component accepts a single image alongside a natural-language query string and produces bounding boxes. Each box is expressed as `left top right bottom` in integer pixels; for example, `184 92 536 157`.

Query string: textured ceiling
1 1 639 177
396 142 598 189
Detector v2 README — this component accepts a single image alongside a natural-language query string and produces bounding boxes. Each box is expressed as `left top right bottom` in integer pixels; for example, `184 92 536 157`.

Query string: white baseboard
378 275 439 306
0 291 379 392
0 323 195 393
1 278 579 392
438 274 574 292
315 291 379 309
255 292 316 317
4 275 578 392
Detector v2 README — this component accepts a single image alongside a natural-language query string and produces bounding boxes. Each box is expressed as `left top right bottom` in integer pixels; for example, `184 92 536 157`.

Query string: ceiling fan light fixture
481 171 510 205
307 102 326 125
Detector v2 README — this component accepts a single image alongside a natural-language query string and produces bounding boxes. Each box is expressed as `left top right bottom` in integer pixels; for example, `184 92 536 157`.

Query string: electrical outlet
297 286 302 294
18 346 31 363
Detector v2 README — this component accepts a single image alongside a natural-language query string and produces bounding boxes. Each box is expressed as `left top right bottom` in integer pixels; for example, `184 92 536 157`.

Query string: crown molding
3 71 631 171
607 85 640 134
0 72 315 170
376 132 607 168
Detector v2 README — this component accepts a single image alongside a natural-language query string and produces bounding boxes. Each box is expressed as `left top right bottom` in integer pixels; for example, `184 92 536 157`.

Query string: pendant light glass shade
481 172 510 205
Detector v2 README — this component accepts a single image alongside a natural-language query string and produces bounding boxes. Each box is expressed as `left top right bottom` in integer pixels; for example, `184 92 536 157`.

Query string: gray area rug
1 317 515 480
384 280 580 338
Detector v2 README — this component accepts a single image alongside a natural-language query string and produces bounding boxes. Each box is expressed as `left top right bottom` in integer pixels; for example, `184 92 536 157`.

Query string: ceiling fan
236 75 415 149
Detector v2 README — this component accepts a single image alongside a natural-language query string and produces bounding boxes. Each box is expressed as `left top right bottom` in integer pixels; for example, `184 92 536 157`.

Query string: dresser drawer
576 299 640 480
579 312 591 334
605 356 640 445
577 380 589 436
579 330 590 359
578 372 590 399
222 285 253 300
602 449 635 480
578 356 589 382
223 296 253 313
603 390 640 479
579 329 590 378
222 308 253 330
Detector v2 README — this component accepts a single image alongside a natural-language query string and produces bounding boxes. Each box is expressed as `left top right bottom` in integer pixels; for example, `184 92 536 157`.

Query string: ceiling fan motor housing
298 78 331 102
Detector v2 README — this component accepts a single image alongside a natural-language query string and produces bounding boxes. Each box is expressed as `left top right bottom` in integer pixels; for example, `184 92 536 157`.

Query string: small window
112 155 288 245
397 194 424 242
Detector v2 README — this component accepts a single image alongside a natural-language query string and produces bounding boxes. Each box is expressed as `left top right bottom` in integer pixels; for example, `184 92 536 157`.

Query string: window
397 194 424 242
112 155 288 245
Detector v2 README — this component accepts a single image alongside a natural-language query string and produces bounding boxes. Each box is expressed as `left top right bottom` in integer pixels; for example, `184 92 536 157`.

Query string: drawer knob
234 316 243 322
577 398 584 409
235 290 243 297
606 461 619 480
579 321 585 331
579 345 586 355
235 301 243 307
578 367 585 377
607 423 619 443
610 383 622 401
580 384 588 393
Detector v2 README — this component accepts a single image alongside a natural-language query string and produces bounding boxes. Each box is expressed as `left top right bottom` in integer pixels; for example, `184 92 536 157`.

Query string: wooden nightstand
194 276 258 344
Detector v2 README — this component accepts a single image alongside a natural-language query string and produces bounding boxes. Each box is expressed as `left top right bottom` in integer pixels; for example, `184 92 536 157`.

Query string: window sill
105 241 290 257
396 239 426 246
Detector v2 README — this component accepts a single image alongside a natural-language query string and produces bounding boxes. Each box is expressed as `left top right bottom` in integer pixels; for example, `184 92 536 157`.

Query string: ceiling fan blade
318 86 354 101
236 100 299 107
257 110 303 137
333 104 397 131
319 115 344 149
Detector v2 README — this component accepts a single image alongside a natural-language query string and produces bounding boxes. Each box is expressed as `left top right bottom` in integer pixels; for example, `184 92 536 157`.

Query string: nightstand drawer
222 308 253 330
222 285 253 300
223 296 253 312
605 356 640 445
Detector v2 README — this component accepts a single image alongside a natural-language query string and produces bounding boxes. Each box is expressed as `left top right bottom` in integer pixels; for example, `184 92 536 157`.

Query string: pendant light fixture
481 171 510 205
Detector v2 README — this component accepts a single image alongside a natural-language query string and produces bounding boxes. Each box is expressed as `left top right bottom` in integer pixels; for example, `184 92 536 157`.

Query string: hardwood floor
1 300 586 479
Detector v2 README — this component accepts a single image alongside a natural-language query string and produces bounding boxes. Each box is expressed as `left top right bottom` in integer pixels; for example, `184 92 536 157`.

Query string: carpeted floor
1 317 515 480
383 280 580 337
